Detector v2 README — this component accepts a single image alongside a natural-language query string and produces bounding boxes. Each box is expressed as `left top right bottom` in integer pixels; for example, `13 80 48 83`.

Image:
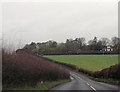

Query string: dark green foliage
40 56 78 71
23 37 120 55
79 64 120 80
94 64 120 79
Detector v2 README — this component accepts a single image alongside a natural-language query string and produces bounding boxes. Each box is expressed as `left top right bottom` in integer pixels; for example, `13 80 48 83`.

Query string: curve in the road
51 71 119 92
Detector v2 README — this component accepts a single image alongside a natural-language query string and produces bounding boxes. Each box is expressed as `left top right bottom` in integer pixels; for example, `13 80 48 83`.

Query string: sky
1 0 119 49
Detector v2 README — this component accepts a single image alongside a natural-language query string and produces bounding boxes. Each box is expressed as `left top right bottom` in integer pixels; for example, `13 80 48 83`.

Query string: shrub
94 64 120 79
78 64 120 80
79 68 94 76
2 50 69 88
39 56 79 71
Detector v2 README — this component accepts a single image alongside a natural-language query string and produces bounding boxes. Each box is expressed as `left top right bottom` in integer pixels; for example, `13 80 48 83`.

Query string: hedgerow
2 50 69 88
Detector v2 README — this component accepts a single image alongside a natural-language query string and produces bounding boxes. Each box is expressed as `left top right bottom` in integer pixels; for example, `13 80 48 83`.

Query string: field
44 55 118 72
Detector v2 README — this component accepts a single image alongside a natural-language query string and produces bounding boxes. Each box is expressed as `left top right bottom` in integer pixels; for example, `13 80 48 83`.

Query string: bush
39 56 79 71
2 50 69 88
79 68 94 76
94 64 120 79
78 64 120 80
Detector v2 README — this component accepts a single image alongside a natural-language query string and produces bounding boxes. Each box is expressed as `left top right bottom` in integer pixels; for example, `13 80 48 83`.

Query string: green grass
4 80 69 90
44 55 118 72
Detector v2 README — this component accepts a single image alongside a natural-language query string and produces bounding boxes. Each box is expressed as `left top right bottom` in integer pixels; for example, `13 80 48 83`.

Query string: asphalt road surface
51 71 119 92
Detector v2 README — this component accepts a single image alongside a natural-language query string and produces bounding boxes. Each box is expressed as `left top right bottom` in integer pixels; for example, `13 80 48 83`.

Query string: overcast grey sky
2 1 118 49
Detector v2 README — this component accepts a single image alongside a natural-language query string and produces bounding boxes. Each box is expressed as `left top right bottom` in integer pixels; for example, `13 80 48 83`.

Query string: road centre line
70 76 74 80
71 72 84 81
90 86 96 91
71 73 96 91
78 77 83 80
87 83 90 85
86 83 96 91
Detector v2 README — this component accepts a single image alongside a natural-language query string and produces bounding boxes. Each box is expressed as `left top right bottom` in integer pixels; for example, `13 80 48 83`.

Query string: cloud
2 2 118 48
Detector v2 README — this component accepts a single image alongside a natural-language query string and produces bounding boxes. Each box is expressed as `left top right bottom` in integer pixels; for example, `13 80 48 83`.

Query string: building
102 45 113 52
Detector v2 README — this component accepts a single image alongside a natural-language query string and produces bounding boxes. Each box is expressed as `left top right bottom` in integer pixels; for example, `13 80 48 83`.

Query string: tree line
23 37 120 55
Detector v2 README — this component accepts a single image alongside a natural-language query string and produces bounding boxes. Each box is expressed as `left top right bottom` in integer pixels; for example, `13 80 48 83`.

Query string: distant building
102 45 113 52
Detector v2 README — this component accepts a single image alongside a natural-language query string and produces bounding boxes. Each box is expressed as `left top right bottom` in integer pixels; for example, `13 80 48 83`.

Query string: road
51 71 119 92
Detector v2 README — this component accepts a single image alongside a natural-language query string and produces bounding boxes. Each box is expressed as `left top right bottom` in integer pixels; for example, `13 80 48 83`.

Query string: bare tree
100 37 110 46
111 37 120 46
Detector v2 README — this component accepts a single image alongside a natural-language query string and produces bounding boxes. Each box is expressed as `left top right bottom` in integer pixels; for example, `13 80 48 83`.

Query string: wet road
51 71 119 92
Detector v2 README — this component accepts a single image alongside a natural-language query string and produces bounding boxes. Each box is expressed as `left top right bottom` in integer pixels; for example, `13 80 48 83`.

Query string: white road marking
86 83 96 91
90 86 96 91
70 73 85 81
70 76 74 80
71 73 96 91
87 83 90 85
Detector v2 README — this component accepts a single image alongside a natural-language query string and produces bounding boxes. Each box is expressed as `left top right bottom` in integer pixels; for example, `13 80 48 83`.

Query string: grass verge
3 79 70 90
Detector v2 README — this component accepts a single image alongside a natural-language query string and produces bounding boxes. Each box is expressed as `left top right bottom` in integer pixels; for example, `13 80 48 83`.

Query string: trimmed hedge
39 56 79 71
78 64 120 80
2 51 69 88
94 64 120 79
